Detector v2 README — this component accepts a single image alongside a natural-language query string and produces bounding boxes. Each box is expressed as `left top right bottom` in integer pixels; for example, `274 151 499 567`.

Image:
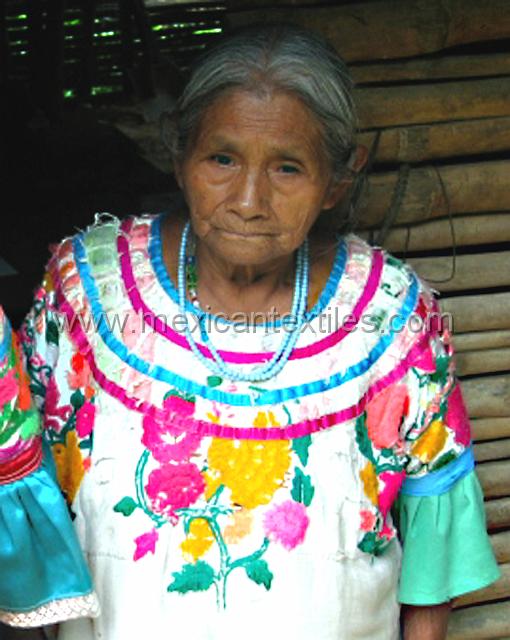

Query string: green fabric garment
397 470 500 605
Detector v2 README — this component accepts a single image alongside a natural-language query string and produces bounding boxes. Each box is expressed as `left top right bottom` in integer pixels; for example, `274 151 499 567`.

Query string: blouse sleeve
395 294 500 605
0 293 98 628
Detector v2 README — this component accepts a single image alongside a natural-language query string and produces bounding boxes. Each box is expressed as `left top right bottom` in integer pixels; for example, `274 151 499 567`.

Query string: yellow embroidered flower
52 431 85 504
411 419 448 463
180 518 215 562
360 461 379 506
223 509 254 544
206 411 291 509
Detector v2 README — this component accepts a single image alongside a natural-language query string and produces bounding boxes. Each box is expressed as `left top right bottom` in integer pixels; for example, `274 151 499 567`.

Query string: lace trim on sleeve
0 592 100 628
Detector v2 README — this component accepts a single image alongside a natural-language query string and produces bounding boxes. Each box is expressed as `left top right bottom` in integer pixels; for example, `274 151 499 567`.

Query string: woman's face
175 89 345 267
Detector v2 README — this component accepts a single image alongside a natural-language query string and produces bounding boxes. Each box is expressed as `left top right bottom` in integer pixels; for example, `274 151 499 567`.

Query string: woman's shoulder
335 232 437 320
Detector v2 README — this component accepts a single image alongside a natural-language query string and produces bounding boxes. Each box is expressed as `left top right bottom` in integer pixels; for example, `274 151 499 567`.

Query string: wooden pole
456 348 510 377
359 117 510 165
407 251 510 293
226 1 510 63
486 497 510 529
351 53 510 84
359 161 510 229
475 439 510 463
472 418 510 442
365 214 510 253
439 293 510 333
447 601 510 639
491 531 510 564
477 461 510 499
454 331 510 354
463 375 510 418
356 77 510 130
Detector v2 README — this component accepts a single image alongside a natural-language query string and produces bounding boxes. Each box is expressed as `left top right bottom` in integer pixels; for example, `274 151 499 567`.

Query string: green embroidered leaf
19 412 40 439
292 434 312 466
355 414 375 463
113 496 138 517
206 375 223 388
245 559 273 590
357 532 387 557
167 561 215 594
0 401 13 428
429 450 457 472
380 448 394 459
0 423 19 445
291 467 315 507
45 319 59 346
430 355 450 384
70 389 85 411
164 389 196 403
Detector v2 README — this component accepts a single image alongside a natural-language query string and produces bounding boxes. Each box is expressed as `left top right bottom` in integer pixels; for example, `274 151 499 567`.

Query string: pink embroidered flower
378 470 406 519
263 500 309 550
0 369 18 406
76 401 96 438
359 509 377 532
142 395 201 463
133 528 159 561
366 384 408 449
44 376 72 432
446 384 471 446
409 345 436 373
146 462 205 519
67 352 91 389
377 521 395 541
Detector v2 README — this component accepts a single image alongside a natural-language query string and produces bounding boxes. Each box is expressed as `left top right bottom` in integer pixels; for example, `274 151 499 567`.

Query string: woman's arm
401 603 451 640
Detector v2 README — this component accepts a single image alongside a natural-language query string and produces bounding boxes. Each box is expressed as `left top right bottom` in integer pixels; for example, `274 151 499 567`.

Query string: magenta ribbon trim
50 250 429 440
118 217 384 364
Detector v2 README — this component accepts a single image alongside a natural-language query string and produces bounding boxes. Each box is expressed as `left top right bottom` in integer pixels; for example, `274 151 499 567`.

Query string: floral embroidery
359 509 377 532
134 529 159 561
445 384 471 447
366 384 408 449
206 410 291 509
114 395 312 607
44 350 96 505
146 462 206 520
263 500 309 550
52 430 85 504
411 419 448 463
223 509 254 544
181 518 215 561
360 461 379 506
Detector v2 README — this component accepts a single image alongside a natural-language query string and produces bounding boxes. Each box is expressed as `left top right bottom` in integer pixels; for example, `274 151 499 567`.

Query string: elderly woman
0 24 499 640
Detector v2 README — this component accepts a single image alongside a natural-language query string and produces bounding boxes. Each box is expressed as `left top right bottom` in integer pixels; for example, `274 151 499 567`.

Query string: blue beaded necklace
177 222 309 382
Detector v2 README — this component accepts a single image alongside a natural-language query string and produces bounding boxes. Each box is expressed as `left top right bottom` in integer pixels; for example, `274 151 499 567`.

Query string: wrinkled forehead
187 87 328 161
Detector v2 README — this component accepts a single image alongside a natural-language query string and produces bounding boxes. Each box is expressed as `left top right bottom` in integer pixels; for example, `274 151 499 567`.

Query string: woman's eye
279 164 300 174
211 154 233 166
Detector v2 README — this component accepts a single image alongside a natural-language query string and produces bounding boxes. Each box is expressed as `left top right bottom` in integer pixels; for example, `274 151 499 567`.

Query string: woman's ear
347 144 369 174
322 144 369 210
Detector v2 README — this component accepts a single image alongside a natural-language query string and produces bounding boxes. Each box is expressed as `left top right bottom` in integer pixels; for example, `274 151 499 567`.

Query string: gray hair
165 24 358 183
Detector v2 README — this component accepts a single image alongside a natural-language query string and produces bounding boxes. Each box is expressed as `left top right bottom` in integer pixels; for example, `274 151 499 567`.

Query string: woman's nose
230 170 269 219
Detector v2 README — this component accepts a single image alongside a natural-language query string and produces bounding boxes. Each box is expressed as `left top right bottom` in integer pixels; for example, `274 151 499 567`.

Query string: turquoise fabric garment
0 442 93 612
397 469 500 605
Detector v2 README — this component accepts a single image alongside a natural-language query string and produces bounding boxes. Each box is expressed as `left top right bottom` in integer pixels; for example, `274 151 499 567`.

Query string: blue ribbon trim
72 231 419 406
401 447 475 497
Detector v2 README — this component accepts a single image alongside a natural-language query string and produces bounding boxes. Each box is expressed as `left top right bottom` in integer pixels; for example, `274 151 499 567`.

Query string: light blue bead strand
177 222 309 382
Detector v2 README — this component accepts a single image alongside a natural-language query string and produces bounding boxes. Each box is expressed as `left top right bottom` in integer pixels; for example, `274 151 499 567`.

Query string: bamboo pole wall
226 1 510 637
